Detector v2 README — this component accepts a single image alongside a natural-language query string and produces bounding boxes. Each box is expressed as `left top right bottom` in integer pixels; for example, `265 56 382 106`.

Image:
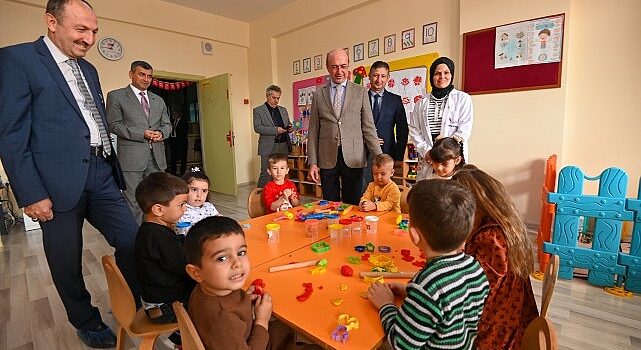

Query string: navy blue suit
0 37 139 330
363 90 408 188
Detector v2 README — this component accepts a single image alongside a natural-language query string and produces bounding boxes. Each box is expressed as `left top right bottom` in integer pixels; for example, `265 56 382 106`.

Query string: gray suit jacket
253 103 292 156
106 86 171 171
307 81 381 169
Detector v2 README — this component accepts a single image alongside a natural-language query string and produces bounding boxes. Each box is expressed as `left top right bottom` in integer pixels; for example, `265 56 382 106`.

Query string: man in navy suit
0 0 138 347
363 61 409 188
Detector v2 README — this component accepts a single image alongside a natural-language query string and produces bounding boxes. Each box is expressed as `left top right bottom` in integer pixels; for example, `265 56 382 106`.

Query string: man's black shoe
76 322 117 348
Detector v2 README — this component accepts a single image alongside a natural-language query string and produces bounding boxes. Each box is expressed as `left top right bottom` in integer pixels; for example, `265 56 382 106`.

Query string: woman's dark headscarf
429 57 455 99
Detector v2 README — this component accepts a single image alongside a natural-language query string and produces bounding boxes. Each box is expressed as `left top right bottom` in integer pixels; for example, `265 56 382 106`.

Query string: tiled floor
0 183 639 349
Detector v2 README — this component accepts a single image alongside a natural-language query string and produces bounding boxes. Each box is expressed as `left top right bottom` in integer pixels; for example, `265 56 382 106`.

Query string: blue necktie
373 94 381 124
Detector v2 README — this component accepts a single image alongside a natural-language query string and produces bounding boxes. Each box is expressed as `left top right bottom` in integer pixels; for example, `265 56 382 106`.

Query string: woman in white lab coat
409 57 473 180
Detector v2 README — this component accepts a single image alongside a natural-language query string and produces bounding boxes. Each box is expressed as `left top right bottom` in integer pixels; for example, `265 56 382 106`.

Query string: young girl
452 164 538 350
179 168 220 226
425 136 465 179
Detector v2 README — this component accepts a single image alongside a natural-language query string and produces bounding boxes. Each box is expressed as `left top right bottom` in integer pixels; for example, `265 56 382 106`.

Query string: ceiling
159 0 299 22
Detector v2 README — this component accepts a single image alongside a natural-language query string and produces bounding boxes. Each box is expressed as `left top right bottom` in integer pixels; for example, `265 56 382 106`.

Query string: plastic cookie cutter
331 298 344 306
347 256 361 265
311 242 330 253
362 275 384 284
303 202 314 209
331 325 349 343
337 314 360 331
273 211 294 221
378 245 391 253
368 255 393 267
354 245 366 252
365 242 375 252
340 205 353 217
310 258 328 275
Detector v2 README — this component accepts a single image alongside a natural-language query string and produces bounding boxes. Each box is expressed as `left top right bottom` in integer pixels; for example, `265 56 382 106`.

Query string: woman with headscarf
408 57 473 180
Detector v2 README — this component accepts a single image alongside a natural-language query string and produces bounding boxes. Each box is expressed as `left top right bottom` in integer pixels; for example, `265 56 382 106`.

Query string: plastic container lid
351 216 364 222
339 219 352 225
328 223 344 230
364 216 379 222
176 221 191 228
266 223 280 230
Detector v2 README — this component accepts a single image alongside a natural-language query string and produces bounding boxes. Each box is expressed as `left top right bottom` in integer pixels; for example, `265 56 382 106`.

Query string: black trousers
320 148 365 205
40 154 139 330
169 137 188 176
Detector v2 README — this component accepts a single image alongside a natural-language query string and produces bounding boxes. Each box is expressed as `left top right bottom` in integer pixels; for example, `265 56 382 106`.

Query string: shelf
404 159 418 163
404 177 417 181
301 180 319 185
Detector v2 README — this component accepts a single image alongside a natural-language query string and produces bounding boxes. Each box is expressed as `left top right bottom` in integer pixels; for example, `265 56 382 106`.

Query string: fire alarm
201 41 213 55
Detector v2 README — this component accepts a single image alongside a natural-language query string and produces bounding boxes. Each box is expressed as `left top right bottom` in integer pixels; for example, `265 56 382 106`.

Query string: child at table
425 136 465 179
135 172 195 347
366 180 490 350
179 167 220 227
184 216 319 350
359 153 401 213
263 153 300 213
453 165 538 349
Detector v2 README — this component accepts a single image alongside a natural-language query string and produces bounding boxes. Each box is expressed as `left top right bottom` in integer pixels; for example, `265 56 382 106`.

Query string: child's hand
366 282 394 309
283 189 293 198
253 292 273 328
388 282 407 299
360 200 376 211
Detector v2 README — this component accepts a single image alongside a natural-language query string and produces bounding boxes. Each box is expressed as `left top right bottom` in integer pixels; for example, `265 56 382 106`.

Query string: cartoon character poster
495 15 563 69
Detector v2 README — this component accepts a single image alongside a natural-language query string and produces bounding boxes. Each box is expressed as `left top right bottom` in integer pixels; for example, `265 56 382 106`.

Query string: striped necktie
333 85 343 116
66 59 111 156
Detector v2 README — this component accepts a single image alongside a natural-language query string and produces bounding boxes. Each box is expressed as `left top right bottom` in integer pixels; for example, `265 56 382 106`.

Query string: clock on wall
98 37 124 61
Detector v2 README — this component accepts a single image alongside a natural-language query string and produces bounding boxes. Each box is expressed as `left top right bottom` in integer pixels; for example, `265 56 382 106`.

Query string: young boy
134 172 195 324
366 180 490 349
359 153 401 213
184 216 272 349
262 153 300 213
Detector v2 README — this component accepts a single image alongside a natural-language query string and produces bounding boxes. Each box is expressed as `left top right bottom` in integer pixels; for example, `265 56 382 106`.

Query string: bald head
326 48 349 84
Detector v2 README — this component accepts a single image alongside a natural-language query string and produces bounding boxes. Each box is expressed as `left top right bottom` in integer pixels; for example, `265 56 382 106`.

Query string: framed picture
384 34 396 54
423 22 438 44
314 55 322 70
302 57 311 73
343 47 349 57
293 60 301 75
368 38 379 58
401 28 415 50
353 43 364 62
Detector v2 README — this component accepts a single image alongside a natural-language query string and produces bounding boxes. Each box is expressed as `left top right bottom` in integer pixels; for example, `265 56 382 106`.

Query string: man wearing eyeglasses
307 48 382 205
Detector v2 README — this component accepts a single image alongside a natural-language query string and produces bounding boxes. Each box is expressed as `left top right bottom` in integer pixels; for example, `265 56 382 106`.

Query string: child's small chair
540 254 560 318
398 185 410 214
248 188 266 218
172 302 206 350
521 316 558 350
101 255 178 350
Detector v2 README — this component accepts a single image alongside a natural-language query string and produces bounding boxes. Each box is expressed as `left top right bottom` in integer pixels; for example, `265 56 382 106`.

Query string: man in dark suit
363 61 409 188
307 49 382 204
107 61 172 222
0 0 138 347
253 85 292 188
168 109 189 176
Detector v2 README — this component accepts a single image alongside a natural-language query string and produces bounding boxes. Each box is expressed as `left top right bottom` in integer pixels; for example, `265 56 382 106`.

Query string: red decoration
413 95 423 103
352 66 367 84
387 79 395 88
150 79 193 91
340 265 354 277
251 279 266 296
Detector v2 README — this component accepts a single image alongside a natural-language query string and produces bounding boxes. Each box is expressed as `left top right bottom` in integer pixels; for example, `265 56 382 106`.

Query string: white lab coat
408 88 473 180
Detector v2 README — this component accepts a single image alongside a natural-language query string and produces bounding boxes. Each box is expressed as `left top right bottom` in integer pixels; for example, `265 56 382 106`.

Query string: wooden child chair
172 302 206 350
540 254 560 318
521 316 558 350
248 187 266 218
101 255 178 350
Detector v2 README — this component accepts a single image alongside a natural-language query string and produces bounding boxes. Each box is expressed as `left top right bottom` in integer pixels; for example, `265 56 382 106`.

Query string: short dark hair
135 172 188 214
46 0 93 22
407 179 476 252
130 60 153 72
184 216 245 266
369 61 390 73
266 85 281 95
429 137 465 167
268 153 288 166
373 153 394 167
182 167 210 187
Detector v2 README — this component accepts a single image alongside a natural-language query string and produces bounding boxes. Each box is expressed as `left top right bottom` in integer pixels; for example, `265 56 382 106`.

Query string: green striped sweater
379 252 489 349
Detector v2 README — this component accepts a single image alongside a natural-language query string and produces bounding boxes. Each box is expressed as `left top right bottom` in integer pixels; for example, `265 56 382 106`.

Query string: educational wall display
495 14 563 68
293 60 301 75
353 43 364 62
422 22 437 44
401 28 415 50
462 14 564 94
368 39 379 58
384 34 396 54
363 66 427 117
303 57 312 73
314 55 322 70
292 75 330 133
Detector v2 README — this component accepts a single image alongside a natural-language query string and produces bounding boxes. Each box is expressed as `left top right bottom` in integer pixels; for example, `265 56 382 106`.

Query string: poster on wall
363 66 427 117
495 14 563 68
292 76 329 132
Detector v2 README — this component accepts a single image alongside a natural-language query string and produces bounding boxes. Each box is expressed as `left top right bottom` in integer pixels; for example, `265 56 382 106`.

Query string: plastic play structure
542 165 641 294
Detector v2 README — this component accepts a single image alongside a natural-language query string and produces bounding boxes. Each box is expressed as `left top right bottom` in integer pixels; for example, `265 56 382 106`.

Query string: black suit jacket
369 90 409 161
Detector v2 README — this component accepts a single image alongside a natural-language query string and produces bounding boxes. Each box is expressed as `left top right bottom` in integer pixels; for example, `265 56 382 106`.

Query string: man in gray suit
107 61 171 221
253 85 292 188
308 49 382 205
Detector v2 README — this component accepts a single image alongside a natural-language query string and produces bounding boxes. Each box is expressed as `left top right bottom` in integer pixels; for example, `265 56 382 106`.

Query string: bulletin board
462 14 564 95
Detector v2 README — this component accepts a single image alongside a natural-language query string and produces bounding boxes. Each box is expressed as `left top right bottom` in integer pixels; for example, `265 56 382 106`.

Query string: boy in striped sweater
366 179 490 350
